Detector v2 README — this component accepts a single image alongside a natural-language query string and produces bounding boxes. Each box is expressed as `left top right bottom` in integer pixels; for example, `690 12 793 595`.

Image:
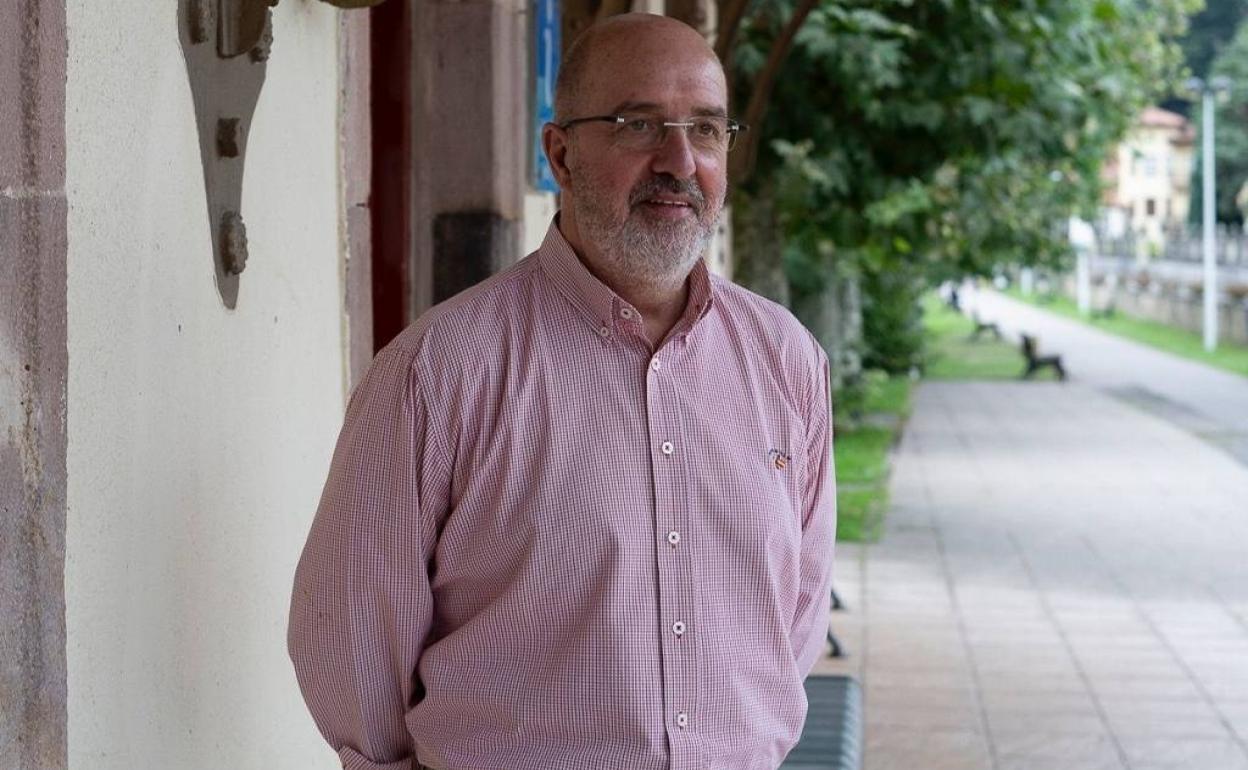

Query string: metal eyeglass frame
558 114 749 152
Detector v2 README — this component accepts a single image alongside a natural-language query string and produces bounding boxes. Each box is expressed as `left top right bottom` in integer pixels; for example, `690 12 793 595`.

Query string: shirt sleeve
288 346 451 770
791 352 836 676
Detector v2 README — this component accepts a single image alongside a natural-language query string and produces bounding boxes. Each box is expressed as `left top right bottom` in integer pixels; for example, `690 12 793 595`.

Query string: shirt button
667 530 680 547
672 621 686 637
597 325 610 337
620 307 635 320
651 358 662 371
661 441 674 455
676 711 689 728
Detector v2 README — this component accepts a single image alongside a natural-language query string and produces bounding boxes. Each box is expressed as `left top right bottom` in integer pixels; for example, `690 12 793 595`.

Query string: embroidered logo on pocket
767 449 791 470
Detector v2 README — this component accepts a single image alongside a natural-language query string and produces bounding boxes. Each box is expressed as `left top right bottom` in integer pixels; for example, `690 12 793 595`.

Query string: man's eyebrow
608 101 662 114
607 101 729 118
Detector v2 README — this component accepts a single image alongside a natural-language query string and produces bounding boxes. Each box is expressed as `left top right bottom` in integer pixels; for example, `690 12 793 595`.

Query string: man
289 13 835 770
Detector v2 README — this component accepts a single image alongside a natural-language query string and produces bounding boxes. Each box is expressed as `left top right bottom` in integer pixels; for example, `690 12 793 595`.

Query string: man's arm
791 353 836 676
288 346 451 770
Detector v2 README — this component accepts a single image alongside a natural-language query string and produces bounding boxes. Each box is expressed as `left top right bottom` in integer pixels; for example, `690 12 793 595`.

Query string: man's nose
650 125 698 179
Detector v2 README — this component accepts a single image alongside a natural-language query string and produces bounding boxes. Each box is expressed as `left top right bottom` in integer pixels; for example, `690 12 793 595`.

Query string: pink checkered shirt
288 221 836 770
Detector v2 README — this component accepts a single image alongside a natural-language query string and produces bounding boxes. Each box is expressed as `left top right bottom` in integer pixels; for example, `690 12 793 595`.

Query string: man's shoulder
385 254 542 362
708 274 826 368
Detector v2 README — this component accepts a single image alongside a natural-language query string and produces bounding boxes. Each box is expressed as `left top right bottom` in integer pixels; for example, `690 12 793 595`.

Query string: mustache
629 176 706 213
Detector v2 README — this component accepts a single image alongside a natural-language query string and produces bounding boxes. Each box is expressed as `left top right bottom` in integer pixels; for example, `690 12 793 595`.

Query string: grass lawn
834 376 912 544
921 294 1055 380
835 293 1075 543
1005 288 1248 379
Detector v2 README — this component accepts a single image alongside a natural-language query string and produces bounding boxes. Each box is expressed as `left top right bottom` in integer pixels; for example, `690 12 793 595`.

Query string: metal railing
1097 224 1248 266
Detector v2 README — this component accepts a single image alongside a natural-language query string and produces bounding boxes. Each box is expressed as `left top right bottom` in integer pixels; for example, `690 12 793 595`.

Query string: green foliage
730 0 1199 353
833 373 912 543
861 268 925 374
1181 0 1248 78
1190 19 1248 225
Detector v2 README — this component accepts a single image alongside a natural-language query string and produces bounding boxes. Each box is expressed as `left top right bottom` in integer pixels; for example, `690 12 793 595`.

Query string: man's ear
542 123 574 190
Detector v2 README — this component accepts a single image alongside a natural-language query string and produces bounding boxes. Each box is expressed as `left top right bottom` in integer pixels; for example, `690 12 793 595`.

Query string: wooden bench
1021 334 1066 380
780 675 864 769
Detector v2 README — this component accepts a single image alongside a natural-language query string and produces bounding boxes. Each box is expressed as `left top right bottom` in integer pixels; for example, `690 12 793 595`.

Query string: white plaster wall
522 190 558 254
65 3 345 768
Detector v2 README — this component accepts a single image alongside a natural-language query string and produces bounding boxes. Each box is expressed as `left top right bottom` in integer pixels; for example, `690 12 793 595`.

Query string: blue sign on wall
532 0 560 193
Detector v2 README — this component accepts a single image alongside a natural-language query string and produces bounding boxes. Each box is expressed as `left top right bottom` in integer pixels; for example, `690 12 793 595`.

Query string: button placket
645 351 696 758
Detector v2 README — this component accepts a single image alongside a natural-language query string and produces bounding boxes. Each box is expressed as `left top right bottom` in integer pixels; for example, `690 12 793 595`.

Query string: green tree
1191 18 1248 225
1182 0 1248 78
727 0 1196 376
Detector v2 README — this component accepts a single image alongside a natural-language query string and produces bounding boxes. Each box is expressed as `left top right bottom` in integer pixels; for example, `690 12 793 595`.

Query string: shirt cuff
339 746 415 770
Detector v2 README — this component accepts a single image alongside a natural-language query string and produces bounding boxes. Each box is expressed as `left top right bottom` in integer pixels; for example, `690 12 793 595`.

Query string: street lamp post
1188 76 1232 352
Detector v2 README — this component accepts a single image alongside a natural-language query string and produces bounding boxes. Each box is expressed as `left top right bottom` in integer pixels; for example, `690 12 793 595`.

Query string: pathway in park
813 293 1248 770
969 287 1248 463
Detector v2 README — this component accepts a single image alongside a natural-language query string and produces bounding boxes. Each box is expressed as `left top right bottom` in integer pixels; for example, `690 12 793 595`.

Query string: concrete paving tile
1078 658 1183 673
866 684 978 709
1200 677 1248 701
980 690 1100 715
855 363 1248 769
976 657 1082 678
1065 635 1165 655
992 730 1125 769
997 757 1125 770
987 710 1108 735
1218 701 1248 743
1104 712 1233 739
1100 696 1231 738
1065 632 1166 649
864 669 977 691
866 702 982 730
863 727 992 770
1089 676 1206 701
958 621 1058 638
978 672 1090 696
1118 736 1248 770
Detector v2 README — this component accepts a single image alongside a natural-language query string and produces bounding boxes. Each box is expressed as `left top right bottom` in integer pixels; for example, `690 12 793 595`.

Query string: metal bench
1021 333 1066 380
780 675 864 769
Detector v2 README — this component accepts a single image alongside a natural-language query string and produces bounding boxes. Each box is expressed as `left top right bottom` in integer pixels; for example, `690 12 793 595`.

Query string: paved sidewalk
966 287 1248 464
813 381 1248 770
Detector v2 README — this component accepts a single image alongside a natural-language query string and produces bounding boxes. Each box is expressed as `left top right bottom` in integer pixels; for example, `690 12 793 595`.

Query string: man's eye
693 120 722 139
622 118 654 133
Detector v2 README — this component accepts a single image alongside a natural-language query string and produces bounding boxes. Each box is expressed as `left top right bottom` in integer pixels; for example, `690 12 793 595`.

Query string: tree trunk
797 267 863 391
731 186 790 307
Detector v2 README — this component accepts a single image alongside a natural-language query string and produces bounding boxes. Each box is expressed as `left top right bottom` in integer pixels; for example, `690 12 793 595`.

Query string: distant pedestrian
288 13 836 770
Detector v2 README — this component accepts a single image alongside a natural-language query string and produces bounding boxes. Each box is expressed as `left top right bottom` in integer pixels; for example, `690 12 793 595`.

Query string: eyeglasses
558 113 748 153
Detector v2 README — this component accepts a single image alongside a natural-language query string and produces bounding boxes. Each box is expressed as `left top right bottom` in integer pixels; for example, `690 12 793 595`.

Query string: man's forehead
581 48 727 113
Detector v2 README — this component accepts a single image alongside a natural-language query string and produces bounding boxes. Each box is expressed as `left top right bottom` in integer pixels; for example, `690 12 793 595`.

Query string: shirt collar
537 217 716 340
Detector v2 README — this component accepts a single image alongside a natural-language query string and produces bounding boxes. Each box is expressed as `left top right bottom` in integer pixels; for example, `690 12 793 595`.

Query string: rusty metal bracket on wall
178 0 384 309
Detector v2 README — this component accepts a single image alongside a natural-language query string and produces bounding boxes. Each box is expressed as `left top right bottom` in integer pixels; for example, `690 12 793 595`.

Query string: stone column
412 0 528 312
0 1 69 767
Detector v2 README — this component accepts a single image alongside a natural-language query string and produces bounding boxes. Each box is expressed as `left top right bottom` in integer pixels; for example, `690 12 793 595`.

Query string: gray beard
575 199 719 288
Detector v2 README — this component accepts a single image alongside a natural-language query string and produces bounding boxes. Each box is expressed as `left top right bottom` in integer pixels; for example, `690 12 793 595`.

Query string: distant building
1101 106 1196 251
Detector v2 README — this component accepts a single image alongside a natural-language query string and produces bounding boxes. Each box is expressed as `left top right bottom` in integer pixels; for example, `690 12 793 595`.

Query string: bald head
554 14 725 123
